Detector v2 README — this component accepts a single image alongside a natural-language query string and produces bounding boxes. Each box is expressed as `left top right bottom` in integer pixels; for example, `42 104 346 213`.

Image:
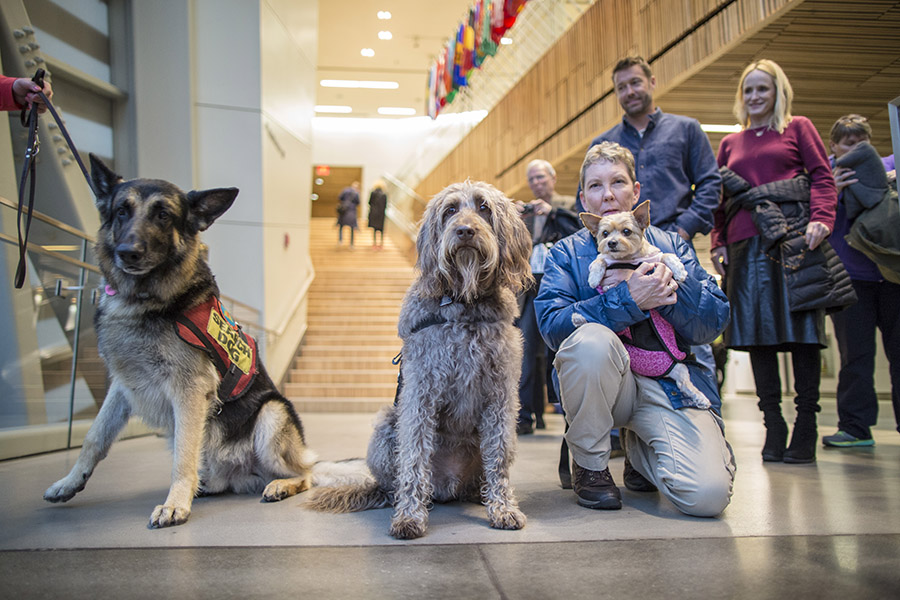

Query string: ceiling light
377 11 391 19
315 105 352 113
320 79 399 89
378 107 416 116
500 37 513 45
378 31 392 40
360 48 375 57
700 123 742 133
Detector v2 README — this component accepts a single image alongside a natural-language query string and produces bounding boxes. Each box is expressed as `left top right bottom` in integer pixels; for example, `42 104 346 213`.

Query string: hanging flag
473 0 484 68
463 9 476 75
442 38 454 105
452 23 466 88
479 0 498 60
491 0 505 43
503 0 526 30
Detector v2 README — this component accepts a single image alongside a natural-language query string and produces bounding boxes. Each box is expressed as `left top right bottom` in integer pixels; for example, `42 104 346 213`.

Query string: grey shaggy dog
306 180 534 539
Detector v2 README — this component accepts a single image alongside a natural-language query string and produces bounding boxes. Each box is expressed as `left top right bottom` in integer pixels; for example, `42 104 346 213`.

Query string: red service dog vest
174 296 258 400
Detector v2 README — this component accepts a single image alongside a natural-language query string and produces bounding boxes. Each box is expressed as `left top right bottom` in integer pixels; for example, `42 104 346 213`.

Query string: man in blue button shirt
582 56 721 242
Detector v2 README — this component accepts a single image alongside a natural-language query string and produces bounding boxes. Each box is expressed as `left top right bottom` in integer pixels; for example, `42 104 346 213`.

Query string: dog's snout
607 240 618 250
455 225 474 241
116 242 145 266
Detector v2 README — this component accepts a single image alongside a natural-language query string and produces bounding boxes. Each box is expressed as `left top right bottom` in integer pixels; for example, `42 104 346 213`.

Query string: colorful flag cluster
427 0 528 119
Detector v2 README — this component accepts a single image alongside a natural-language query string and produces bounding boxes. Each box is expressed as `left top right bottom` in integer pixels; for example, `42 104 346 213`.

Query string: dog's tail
305 481 392 513
310 458 372 488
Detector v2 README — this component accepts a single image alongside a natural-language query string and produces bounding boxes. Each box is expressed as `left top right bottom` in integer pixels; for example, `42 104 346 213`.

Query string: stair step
290 398 393 413
288 369 398 384
298 344 400 358
284 382 397 398
294 357 397 371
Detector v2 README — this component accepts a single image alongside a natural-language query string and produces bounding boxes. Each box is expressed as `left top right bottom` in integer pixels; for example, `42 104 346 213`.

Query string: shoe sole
762 453 784 462
823 440 874 447
576 497 622 510
782 455 816 464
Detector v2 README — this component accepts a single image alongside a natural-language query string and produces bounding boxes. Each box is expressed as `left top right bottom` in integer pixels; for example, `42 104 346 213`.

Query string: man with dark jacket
515 160 580 434
535 142 734 515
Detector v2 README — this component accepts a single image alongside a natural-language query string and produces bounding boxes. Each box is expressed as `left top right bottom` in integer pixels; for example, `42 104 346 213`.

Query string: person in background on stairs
368 180 388 249
0 74 52 112
711 59 838 464
513 159 579 435
822 114 898 449
337 181 360 247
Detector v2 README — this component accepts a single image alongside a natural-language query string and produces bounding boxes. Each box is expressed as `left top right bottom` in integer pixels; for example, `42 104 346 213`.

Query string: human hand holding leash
11 76 51 114
626 261 677 310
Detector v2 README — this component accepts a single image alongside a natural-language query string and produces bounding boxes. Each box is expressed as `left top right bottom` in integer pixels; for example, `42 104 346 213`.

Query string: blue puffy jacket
534 227 730 411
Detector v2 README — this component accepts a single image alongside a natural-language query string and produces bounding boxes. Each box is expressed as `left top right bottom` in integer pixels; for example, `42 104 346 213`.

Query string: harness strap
14 68 97 288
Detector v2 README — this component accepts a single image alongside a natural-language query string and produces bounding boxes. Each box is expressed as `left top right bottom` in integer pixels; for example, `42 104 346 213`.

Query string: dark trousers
516 284 547 426
748 344 821 416
830 279 900 438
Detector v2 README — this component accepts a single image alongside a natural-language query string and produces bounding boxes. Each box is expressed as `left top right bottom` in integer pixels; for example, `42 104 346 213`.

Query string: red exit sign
315 165 331 177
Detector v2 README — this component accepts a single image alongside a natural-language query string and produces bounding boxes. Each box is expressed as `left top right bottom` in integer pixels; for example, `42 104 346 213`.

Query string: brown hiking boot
623 456 657 493
572 462 622 510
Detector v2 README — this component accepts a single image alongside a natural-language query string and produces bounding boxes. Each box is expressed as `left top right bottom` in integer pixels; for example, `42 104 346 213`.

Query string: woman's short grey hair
579 141 636 190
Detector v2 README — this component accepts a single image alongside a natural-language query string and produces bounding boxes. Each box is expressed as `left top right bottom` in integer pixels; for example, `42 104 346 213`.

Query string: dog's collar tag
440 295 453 307
104 284 117 296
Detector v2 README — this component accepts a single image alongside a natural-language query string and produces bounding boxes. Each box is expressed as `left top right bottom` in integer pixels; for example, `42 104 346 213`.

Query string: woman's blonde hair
733 59 793 134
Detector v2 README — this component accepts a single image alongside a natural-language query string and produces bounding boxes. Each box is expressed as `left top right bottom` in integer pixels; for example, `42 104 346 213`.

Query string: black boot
784 412 817 464
761 411 788 462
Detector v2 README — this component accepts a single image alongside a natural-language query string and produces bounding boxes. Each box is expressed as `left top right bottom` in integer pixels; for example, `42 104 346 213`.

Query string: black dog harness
392 295 499 405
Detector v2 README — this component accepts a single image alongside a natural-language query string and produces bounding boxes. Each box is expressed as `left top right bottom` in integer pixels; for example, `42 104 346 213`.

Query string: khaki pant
555 323 736 517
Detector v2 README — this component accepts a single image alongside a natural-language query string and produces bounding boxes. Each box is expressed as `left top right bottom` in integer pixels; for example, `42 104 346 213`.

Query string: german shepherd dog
43 156 315 528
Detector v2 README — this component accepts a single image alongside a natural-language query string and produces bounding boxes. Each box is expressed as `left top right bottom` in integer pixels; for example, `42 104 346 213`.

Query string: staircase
285 218 416 412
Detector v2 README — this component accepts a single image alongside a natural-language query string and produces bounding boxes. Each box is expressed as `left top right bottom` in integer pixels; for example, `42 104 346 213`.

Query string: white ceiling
316 0 477 119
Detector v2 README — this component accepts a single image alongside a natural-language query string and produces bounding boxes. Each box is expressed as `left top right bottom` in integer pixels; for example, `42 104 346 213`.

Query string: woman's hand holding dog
626 261 678 310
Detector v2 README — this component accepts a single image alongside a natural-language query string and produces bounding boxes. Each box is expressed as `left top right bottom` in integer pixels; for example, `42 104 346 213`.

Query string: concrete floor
2 395 900 598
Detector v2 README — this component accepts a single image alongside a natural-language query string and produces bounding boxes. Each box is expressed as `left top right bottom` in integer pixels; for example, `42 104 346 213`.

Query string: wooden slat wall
415 0 900 203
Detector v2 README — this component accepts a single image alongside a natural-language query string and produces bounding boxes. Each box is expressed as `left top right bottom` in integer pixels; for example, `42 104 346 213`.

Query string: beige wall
131 0 318 382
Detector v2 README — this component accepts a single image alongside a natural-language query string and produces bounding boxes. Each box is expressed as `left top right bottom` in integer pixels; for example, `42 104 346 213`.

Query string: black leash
14 68 96 288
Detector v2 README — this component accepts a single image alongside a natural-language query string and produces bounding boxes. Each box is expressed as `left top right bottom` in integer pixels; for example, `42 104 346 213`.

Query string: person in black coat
515 159 580 434
368 180 388 248
337 181 360 246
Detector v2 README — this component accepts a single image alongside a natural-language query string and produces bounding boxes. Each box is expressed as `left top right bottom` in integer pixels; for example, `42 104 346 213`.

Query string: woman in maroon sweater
711 59 837 464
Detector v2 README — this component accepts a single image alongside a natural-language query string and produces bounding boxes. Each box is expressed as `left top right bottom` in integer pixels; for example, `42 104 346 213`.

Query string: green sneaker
822 430 875 447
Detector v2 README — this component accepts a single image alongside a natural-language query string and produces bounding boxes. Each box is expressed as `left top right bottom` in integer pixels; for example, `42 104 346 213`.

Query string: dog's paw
261 477 310 502
43 476 85 503
490 507 527 530
149 504 191 529
663 254 687 282
389 516 428 540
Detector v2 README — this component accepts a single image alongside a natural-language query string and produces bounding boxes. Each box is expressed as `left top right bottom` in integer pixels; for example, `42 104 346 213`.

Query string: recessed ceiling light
315 105 352 113
378 31 392 40
320 79 399 89
500 37 513 45
360 48 375 57
377 11 391 19
700 123 742 133
378 107 416 116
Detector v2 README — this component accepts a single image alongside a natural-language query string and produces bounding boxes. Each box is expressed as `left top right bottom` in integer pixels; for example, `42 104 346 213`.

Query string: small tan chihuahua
579 200 709 409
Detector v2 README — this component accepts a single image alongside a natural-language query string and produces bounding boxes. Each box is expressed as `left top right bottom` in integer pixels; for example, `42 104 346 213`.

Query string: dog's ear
580 212 602 234
495 190 534 293
632 200 651 230
186 188 239 232
414 194 444 297
89 153 123 221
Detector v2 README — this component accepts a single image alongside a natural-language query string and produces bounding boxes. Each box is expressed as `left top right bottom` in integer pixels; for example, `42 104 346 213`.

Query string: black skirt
723 235 826 350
